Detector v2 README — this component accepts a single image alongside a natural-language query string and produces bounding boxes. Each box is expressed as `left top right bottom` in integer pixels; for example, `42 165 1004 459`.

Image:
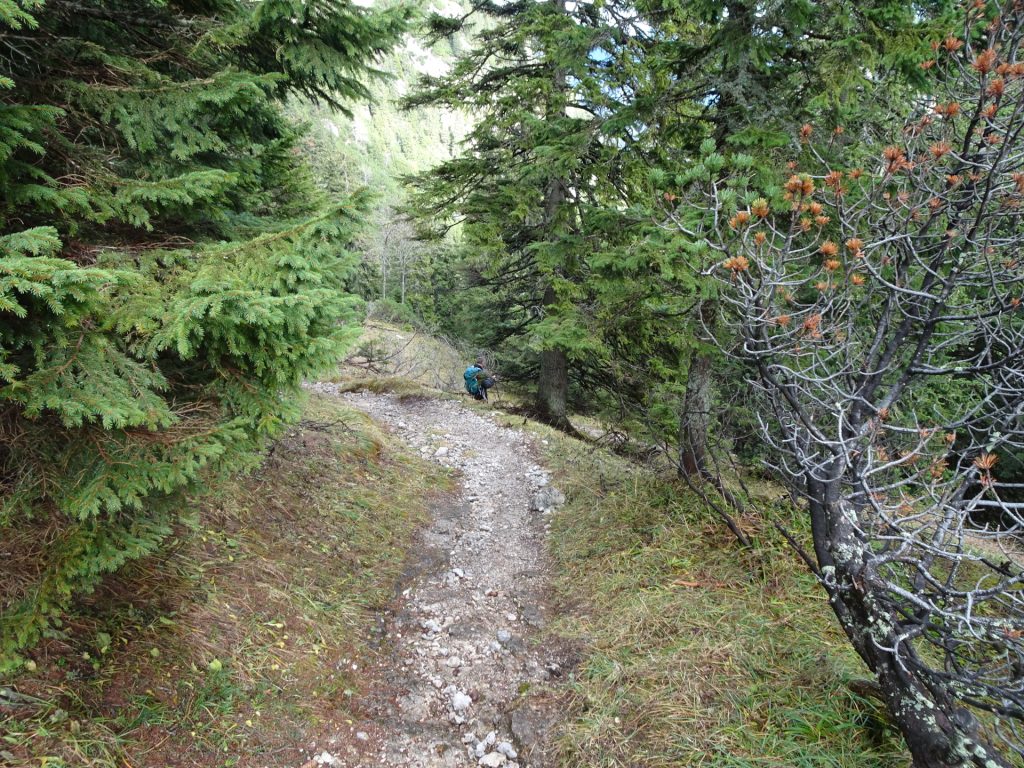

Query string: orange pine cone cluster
729 210 751 229
801 313 823 339
722 255 750 273
972 48 997 74
883 145 912 173
785 174 815 197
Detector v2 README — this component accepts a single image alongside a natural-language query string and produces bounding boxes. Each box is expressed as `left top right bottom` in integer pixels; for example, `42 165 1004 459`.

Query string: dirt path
306 388 566 768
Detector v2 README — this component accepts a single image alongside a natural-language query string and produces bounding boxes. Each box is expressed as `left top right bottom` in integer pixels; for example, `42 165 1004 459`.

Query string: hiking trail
303 387 567 768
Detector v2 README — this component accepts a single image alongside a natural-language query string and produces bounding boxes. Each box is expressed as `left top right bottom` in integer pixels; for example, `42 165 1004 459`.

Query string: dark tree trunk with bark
807 486 1012 768
536 283 570 428
536 347 570 427
535 31 573 433
679 345 712 477
679 297 716 478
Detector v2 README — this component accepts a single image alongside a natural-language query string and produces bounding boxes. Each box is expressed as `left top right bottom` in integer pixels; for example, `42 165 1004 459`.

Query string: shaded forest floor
1 323 911 767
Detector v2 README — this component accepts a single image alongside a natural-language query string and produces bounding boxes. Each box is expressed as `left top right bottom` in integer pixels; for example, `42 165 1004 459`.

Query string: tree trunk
679 299 715 477
381 226 392 301
679 346 711 477
531 0 575 432
536 283 570 428
841 587 1012 767
876 660 1008 768
676 0 747 478
809 484 1012 768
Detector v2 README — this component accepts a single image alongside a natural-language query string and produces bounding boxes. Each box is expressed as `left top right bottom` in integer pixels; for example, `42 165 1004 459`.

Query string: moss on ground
0 392 454 768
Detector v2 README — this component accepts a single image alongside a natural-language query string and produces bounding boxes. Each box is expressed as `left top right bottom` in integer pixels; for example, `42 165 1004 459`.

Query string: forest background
2 0 1024 766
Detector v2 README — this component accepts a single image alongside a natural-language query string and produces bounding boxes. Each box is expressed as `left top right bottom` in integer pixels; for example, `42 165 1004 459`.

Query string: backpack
464 365 482 395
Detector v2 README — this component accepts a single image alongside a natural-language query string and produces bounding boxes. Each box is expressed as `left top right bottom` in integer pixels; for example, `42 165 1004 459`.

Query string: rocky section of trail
304 387 566 768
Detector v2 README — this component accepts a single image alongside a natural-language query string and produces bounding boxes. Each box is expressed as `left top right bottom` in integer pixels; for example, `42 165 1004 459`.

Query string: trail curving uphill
308 388 566 768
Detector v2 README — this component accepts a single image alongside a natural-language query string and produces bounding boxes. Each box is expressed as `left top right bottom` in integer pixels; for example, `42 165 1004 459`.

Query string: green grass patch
503 416 910 767
0 392 454 767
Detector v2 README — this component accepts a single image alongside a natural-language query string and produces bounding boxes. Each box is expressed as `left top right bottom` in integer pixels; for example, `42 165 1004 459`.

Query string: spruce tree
408 0 649 429
410 0 950 444
0 0 407 668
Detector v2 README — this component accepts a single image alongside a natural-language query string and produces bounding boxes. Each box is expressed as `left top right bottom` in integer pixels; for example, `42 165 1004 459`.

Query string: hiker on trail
464 357 496 401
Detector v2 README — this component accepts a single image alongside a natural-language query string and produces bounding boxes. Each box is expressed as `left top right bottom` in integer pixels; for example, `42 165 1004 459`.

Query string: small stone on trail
421 619 442 634
531 486 566 513
355 731 369 742
496 629 512 645
442 570 465 586
450 692 473 712
522 605 545 627
478 753 507 767
496 742 518 759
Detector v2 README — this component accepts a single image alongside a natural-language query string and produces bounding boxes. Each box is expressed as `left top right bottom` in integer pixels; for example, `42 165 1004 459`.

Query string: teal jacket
464 365 483 394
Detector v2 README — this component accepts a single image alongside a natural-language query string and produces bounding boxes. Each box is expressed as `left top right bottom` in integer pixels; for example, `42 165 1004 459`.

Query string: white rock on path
421 618 442 634
450 692 473 712
496 742 517 759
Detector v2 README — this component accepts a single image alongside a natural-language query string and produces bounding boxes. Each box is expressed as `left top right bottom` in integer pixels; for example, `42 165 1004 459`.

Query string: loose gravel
301 388 565 768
